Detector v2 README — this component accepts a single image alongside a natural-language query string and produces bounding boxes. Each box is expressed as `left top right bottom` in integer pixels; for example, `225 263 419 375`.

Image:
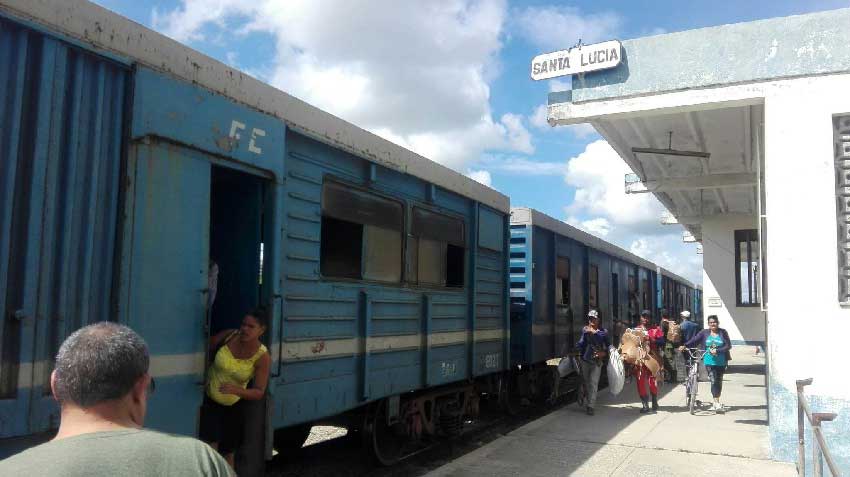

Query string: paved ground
425 351 796 477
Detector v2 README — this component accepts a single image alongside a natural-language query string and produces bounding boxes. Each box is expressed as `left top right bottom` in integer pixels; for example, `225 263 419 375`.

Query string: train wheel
499 373 522 416
365 399 405 466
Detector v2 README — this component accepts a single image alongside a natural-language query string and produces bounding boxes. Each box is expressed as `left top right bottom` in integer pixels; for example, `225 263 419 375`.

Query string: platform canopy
544 8 850 243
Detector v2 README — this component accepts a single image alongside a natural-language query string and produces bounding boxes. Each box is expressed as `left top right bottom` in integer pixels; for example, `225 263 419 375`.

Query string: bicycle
682 347 707 415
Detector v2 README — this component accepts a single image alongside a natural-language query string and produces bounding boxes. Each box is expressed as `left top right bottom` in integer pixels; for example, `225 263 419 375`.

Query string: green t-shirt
0 429 233 477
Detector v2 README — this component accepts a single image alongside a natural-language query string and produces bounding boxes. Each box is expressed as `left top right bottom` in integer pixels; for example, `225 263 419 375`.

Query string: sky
92 0 849 284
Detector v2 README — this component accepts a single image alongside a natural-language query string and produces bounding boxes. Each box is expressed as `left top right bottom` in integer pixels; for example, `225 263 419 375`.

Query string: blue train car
657 267 698 321
508 208 659 401
0 0 510 467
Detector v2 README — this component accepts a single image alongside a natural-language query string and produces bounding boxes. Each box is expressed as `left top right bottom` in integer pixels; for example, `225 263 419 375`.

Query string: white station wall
762 72 850 466
700 215 763 345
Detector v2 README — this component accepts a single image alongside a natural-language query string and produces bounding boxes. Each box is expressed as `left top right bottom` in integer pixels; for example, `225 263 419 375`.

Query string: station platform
426 352 796 477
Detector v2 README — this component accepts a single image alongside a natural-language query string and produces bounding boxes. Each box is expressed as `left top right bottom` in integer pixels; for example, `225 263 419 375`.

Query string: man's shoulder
1 429 229 475
131 429 221 454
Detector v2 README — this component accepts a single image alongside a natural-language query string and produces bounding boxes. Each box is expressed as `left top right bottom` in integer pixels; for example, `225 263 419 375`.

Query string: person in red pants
633 310 665 414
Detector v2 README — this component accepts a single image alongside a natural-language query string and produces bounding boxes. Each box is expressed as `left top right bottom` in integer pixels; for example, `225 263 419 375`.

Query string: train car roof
511 207 698 289
658 266 698 289
0 0 510 213
511 207 652 271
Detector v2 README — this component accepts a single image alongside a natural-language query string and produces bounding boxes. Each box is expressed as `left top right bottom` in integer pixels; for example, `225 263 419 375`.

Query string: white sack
557 356 574 378
607 346 625 395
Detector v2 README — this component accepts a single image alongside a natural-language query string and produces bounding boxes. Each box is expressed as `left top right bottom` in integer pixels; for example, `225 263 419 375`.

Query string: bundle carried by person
618 328 663 379
618 328 647 365
666 320 682 343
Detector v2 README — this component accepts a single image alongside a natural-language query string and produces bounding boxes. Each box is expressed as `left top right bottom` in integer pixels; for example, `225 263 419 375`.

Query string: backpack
667 321 682 343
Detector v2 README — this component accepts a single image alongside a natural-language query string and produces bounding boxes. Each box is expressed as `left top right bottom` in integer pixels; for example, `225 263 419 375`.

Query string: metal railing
797 378 842 476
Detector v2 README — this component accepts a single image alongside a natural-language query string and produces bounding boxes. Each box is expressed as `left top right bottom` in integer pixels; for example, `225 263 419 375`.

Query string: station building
546 8 850 470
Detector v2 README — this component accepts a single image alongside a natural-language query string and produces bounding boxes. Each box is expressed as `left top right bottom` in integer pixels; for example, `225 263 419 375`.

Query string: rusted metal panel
0 15 127 438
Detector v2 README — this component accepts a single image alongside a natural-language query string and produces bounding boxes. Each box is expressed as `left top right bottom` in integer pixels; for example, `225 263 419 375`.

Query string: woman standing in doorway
200 307 271 470
681 315 732 412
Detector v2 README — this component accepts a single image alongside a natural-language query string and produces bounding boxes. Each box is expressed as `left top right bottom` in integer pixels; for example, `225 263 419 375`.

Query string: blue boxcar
507 208 662 401
0 2 511 466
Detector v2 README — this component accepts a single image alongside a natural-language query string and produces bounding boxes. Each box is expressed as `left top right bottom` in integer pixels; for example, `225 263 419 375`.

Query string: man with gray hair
0 322 232 476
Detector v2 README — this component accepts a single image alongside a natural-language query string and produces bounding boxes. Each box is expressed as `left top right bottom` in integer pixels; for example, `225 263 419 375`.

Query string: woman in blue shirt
680 315 732 412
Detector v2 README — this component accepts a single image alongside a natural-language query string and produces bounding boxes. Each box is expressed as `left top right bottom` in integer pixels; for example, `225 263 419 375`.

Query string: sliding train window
641 278 650 310
628 275 638 317
588 265 599 308
410 207 465 288
555 257 570 305
320 180 403 283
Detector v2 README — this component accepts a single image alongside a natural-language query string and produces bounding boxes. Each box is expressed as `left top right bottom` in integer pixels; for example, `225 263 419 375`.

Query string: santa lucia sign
530 40 622 81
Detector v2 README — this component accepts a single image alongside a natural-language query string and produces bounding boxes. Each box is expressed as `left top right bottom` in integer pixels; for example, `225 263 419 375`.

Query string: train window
641 278 649 310
556 257 570 305
363 225 403 282
589 265 599 308
628 275 637 318
612 273 619 319
411 207 465 288
320 181 403 282
735 229 760 306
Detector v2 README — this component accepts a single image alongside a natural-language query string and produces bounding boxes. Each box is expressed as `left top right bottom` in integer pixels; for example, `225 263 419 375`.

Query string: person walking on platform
681 315 732 412
576 310 610 416
678 311 699 355
634 310 665 414
661 310 682 383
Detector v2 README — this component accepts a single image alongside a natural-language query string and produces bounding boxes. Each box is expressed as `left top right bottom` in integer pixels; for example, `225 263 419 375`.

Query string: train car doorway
208 166 266 337
207 164 275 475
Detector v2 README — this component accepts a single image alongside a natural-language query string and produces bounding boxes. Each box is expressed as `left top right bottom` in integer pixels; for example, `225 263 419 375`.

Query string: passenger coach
507 208 667 402
0 0 510 468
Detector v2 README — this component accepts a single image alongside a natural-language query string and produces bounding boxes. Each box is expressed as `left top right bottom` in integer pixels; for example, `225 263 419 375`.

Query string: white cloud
500 113 534 154
564 140 662 227
515 6 622 52
530 104 550 130
478 155 564 175
562 140 702 283
567 216 612 237
152 0 533 170
466 169 493 187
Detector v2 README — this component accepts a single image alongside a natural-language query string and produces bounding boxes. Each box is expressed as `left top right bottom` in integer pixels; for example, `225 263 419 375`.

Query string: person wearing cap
633 310 665 414
576 309 610 415
679 310 699 345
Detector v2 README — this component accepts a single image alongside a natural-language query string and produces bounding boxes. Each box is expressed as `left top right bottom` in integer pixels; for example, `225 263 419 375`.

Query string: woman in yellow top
199 307 271 470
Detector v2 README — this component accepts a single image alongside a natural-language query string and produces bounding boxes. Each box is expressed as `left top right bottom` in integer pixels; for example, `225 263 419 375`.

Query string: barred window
589 265 599 308
556 257 570 305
